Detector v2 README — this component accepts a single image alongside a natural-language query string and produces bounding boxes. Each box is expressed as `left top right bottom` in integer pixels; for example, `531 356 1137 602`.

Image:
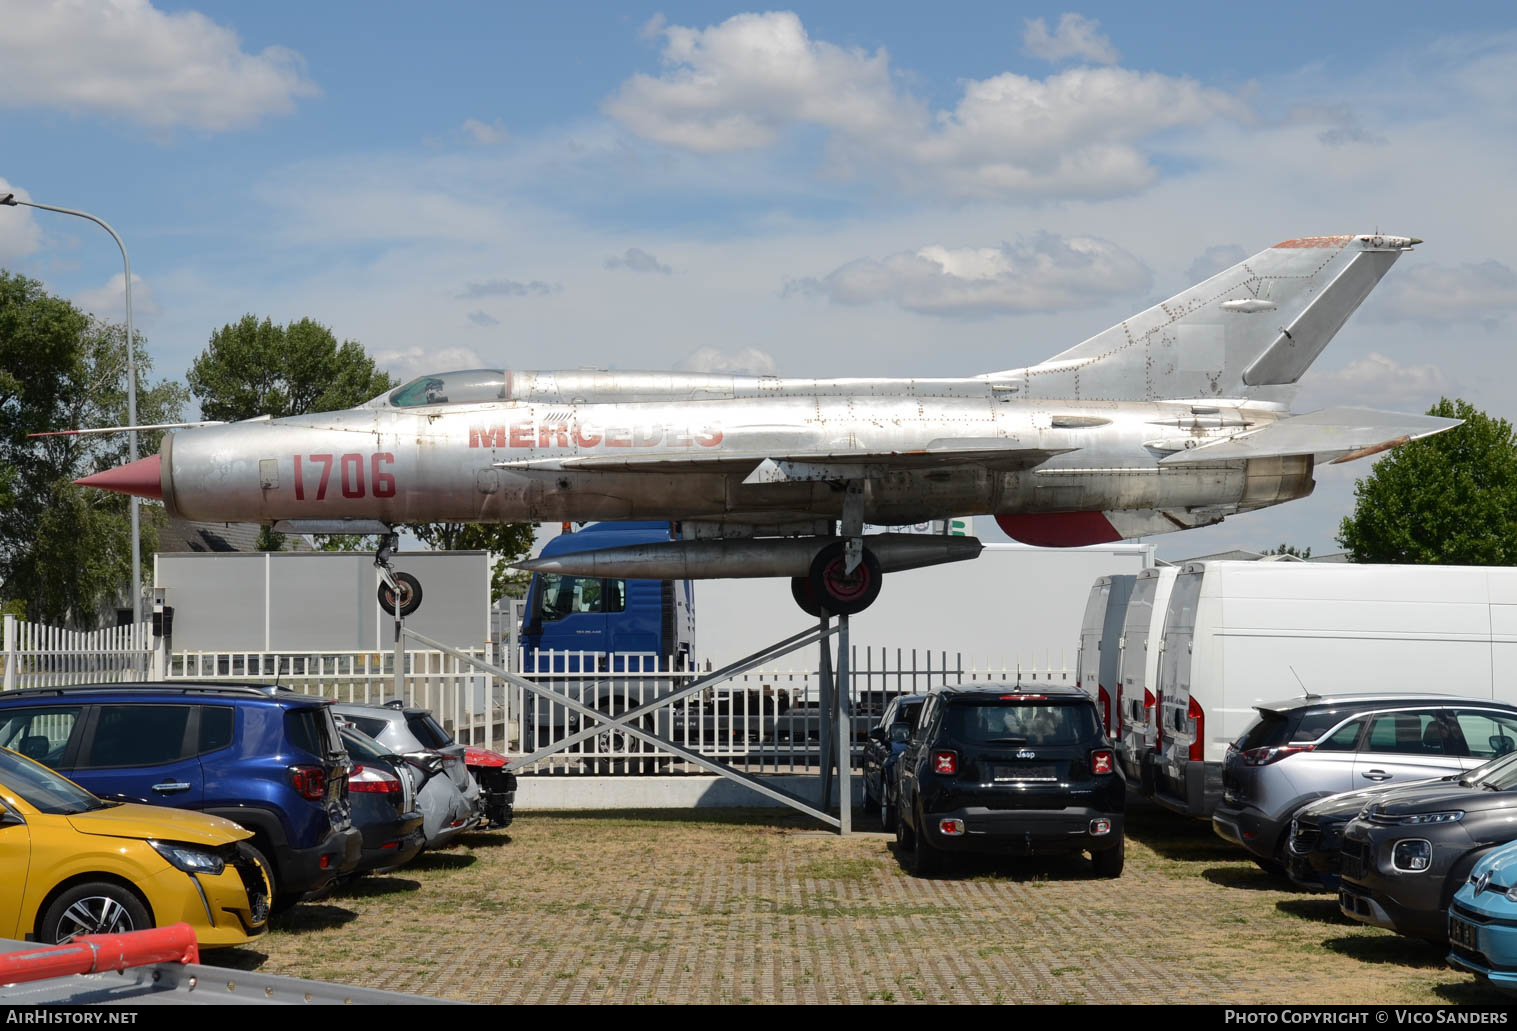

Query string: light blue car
1447 840 1517 993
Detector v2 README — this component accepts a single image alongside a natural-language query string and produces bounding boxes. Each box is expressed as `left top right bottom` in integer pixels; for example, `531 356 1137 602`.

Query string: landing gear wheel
40 882 150 944
807 541 882 616
378 571 423 618
791 577 823 618
1091 837 1125 878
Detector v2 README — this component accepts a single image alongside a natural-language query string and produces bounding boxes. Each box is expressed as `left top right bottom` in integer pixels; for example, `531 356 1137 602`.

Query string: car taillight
932 750 958 775
1240 744 1313 766
1097 686 1111 734
289 765 326 800
1091 749 1115 775
1188 697 1205 763
349 764 401 795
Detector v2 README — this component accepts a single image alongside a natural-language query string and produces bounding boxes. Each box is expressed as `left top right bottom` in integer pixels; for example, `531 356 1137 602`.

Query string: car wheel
895 800 916 852
1091 837 1125 878
861 786 879 818
881 795 898 834
907 805 942 877
40 882 151 944
241 842 280 918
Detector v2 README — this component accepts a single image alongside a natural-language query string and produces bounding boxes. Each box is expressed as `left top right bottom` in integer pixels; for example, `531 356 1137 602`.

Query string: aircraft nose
74 453 162 500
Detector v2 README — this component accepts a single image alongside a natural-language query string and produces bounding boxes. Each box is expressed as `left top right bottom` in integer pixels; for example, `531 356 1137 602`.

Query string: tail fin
984 234 1418 402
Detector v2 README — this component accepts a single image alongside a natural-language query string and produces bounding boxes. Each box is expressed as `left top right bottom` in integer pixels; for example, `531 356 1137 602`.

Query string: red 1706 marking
294 453 395 500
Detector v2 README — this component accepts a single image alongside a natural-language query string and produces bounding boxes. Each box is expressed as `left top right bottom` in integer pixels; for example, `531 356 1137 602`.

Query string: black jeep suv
894 683 1125 877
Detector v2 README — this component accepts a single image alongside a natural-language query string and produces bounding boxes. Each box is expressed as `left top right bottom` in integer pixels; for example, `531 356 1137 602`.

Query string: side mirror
0 809 24 828
891 725 911 744
868 727 886 742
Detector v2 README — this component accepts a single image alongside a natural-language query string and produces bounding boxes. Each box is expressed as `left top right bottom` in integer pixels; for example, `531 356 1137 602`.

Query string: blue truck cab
521 521 695 673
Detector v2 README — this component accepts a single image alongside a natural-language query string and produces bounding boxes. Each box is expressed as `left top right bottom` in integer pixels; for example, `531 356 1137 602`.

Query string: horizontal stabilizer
1159 407 1460 466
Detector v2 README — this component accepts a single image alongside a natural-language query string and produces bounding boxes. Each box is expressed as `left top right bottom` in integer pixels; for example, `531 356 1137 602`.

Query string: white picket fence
1 614 1074 774
1 615 155 690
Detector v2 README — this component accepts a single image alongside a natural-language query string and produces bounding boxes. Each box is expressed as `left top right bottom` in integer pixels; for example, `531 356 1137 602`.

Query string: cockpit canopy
385 369 507 408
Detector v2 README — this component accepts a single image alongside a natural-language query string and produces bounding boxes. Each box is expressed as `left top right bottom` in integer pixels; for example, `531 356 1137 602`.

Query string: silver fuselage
157 376 1311 531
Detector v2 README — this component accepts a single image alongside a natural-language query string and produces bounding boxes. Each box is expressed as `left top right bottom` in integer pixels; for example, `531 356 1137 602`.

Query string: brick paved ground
203 802 1510 1005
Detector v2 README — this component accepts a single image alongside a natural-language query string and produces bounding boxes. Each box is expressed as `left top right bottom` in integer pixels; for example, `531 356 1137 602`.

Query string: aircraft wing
495 441 1074 477
1159 407 1461 466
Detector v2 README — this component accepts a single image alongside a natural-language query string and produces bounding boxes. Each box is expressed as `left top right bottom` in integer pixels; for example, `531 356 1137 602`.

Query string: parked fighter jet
76 233 1455 616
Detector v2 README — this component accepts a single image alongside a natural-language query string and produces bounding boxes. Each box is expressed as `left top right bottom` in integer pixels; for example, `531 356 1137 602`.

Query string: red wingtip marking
1271 235 1353 249
996 511 1122 547
74 453 162 500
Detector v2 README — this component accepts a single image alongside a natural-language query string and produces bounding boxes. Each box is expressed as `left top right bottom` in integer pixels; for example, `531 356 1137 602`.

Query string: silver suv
1212 694 1517 870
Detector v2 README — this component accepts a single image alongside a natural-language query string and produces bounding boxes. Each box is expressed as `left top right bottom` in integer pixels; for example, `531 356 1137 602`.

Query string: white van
1077 575 1137 735
1115 566 1178 787
1152 561 1517 819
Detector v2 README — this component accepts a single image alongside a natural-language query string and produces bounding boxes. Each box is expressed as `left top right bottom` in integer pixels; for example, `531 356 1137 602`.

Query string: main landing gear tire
378 571 423 618
806 542 882 616
791 577 823 618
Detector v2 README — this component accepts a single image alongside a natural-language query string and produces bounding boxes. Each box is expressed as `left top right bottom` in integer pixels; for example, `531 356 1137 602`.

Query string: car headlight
150 840 225 876
1397 810 1464 825
1392 839 1432 872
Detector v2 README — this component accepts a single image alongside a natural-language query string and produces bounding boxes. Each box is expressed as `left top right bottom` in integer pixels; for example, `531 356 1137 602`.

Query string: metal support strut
404 623 853 830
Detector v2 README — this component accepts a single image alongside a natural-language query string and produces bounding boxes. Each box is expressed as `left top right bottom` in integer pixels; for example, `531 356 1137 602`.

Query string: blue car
1448 840 1517 993
861 694 925 832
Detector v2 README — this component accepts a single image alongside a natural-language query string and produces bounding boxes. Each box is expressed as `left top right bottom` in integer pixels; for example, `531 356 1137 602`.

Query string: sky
2 0 1516 560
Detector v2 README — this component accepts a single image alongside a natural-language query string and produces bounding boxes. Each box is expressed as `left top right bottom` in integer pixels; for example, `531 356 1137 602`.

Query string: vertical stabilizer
983 234 1418 402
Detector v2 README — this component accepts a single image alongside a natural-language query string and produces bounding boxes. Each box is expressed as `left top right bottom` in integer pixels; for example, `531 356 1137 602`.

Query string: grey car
1212 694 1517 870
333 703 479 850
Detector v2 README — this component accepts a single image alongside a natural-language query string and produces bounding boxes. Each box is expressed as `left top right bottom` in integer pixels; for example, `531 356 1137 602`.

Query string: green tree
1262 542 1312 559
406 523 537 602
0 272 187 623
1337 398 1517 564
187 314 394 422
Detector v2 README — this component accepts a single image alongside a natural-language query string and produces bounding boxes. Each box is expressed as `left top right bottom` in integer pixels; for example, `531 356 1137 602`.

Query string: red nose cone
74 454 162 500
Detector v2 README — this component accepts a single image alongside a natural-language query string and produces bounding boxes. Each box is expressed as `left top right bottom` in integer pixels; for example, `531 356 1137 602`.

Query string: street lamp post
1 192 142 629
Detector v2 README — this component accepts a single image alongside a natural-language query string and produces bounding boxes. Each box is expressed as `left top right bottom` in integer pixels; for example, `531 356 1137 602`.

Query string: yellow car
0 746 270 947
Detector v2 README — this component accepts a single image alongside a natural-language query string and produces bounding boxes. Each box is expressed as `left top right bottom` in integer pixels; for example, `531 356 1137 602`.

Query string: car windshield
0 747 113 815
946 699 1099 746
1462 750 1517 790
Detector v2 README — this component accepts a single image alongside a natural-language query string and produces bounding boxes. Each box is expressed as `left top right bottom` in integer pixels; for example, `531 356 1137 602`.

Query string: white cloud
1186 244 1247 283
1370 260 1517 326
1022 14 1120 65
0 0 317 132
676 347 777 375
1296 352 1450 411
605 11 913 154
790 233 1150 316
461 118 509 145
604 11 1245 200
0 181 42 263
456 278 561 299
372 346 485 381
74 272 159 321
605 247 672 274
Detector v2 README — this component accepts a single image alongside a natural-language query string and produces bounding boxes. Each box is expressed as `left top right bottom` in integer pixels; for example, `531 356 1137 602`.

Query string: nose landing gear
374 532 423 617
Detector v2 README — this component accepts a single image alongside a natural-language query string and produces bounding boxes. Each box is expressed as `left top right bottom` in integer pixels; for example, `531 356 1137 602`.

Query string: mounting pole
836 611 852 834
817 610 834 811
